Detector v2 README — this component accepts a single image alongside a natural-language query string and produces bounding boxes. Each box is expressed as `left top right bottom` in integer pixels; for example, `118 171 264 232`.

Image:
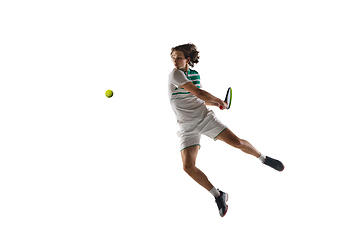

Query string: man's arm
181 82 227 109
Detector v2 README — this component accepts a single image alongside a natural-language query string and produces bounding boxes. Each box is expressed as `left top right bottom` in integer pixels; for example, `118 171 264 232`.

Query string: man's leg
215 128 285 171
181 145 229 217
181 145 214 191
215 128 261 158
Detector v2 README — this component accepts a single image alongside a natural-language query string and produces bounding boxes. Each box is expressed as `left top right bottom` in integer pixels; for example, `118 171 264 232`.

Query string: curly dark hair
170 43 200 67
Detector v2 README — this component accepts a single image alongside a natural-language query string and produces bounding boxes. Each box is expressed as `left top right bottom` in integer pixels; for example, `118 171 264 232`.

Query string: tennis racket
220 87 232 110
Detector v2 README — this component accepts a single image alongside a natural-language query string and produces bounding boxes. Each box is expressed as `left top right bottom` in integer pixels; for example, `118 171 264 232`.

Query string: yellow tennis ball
105 90 113 98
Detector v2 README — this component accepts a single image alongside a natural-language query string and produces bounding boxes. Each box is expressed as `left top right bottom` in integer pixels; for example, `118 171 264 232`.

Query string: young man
168 43 284 217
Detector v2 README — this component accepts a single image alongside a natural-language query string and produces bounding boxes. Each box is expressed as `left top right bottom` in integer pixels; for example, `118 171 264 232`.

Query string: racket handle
220 105 223 110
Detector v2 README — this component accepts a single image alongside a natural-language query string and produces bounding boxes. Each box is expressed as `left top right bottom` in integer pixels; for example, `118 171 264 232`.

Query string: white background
1 0 359 239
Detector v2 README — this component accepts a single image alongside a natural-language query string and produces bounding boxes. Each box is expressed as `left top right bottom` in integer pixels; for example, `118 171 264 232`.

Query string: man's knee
233 138 244 149
183 159 196 174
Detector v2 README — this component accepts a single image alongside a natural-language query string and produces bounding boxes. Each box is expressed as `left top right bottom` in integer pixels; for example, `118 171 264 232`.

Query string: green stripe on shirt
188 75 200 80
172 91 190 95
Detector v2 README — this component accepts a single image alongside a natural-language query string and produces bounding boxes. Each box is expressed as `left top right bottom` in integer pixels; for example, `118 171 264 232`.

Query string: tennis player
168 43 284 217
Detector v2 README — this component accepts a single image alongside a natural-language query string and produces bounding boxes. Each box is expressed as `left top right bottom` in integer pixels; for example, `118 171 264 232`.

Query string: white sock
259 153 266 163
209 187 221 198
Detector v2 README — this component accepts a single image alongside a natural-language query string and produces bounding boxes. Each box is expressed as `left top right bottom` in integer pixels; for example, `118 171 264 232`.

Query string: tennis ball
105 90 113 98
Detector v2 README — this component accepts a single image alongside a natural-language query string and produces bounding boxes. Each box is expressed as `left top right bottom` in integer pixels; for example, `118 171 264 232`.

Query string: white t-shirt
168 68 208 124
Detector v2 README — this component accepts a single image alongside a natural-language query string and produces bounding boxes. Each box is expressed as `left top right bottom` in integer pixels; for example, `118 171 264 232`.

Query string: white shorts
177 110 227 151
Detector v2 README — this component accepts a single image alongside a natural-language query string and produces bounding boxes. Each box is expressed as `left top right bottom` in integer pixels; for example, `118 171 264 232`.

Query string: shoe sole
222 205 228 217
221 193 229 218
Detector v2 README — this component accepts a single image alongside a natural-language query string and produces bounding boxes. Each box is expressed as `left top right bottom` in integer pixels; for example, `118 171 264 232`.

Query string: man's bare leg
181 145 214 191
215 128 261 157
215 128 285 171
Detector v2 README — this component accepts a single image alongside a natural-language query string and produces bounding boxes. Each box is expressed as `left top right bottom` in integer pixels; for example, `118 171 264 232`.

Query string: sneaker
215 190 229 217
263 156 285 172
